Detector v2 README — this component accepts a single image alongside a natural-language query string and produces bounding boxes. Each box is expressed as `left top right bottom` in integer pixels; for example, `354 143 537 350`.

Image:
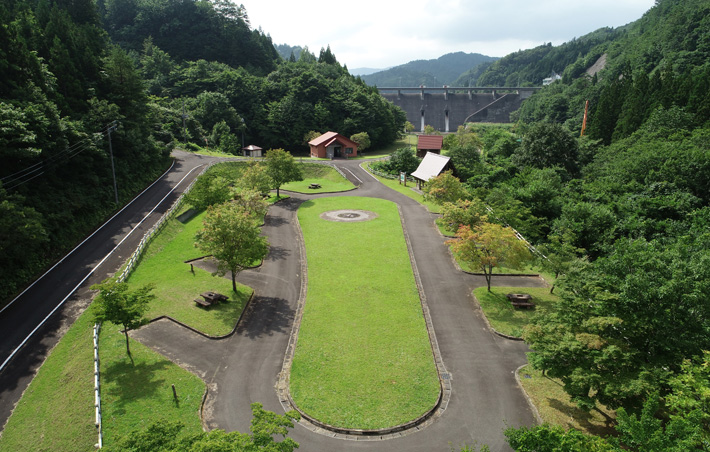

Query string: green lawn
290 197 440 429
518 365 617 438
473 286 558 338
0 309 98 451
363 162 441 213
352 136 414 159
125 209 252 337
99 323 205 446
282 163 355 193
0 307 206 451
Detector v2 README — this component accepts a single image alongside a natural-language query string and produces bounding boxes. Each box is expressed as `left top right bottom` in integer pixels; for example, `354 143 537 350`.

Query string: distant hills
358 52 498 87
350 67 386 76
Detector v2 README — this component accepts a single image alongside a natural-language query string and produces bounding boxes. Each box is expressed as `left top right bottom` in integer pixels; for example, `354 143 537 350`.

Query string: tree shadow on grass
102 358 171 417
202 293 249 334
237 296 295 340
547 398 617 437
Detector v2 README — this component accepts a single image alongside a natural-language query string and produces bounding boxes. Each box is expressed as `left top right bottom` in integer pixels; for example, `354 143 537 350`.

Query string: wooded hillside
0 0 406 303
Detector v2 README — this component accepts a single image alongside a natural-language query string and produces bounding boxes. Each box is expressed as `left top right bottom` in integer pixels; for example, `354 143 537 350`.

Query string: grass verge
363 162 441 213
125 209 252 337
0 309 97 451
290 197 440 429
0 308 206 451
518 365 617 438
282 163 355 193
473 286 558 338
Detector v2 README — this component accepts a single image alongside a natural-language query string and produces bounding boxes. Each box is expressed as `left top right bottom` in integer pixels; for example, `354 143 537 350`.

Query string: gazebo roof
417 135 444 150
411 152 451 181
242 145 262 151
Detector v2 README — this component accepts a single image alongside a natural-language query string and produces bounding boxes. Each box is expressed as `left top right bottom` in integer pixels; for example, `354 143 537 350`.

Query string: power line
2 124 115 192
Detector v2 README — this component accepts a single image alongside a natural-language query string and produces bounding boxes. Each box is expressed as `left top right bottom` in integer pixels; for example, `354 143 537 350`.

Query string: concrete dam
378 87 540 132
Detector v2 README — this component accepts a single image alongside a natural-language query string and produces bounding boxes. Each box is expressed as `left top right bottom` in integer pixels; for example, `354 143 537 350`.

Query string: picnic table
506 293 535 309
308 183 321 189
194 291 228 307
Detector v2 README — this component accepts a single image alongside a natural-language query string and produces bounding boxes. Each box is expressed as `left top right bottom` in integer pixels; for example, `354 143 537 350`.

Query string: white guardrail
94 162 216 448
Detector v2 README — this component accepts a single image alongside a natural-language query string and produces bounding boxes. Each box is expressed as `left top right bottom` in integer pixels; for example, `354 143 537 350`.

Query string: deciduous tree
350 131 370 153
422 170 469 205
195 201 269 292
237 161 273 196
92 280 155 356
439 198 488 233
525 235 710 412
264 148 302 197
513 122 579 177
447 222 531 291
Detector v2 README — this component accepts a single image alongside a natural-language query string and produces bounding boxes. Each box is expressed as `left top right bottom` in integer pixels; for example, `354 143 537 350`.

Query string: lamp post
240 117 245 150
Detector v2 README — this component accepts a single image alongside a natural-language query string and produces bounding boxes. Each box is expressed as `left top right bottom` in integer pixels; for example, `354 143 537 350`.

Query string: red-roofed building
308 132 358 159
416 135 444 158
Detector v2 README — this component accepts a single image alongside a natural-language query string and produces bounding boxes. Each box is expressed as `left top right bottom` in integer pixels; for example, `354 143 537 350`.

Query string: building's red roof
308 131 357 148
417 135 444 150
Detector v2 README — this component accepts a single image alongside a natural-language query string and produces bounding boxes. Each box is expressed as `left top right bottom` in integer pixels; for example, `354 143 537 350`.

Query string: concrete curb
275 201 450 441
144 291 256 340
514 364 543 425
470 293 526 342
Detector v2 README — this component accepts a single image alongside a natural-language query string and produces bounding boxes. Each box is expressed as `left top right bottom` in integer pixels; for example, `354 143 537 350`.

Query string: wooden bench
308 183 321 189
201 291 228 303
506 293 535 309
194 297 211 308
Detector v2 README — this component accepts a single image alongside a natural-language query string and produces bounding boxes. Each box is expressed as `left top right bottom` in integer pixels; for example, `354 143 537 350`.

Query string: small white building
411 152 452 190
542 72 562 86
242 145 263 157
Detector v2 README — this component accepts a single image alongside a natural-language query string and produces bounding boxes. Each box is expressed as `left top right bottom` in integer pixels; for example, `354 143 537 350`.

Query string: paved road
132 158 547 451
0 151 224 430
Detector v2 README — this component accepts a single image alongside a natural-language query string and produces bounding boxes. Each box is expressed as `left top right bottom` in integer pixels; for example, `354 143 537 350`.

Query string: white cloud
242 0 656 69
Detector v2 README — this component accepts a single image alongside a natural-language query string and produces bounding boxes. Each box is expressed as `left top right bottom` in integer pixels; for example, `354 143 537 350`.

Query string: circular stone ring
319 209 378 222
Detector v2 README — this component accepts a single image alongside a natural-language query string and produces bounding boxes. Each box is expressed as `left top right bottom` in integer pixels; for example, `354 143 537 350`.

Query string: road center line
0 164 202 372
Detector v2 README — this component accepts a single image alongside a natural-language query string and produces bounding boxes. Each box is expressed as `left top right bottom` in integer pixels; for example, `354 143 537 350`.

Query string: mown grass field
290 197 439 429
0 309 98 451
125 209 252 337
99 323 205 446
0 307 205 451
473 286 558 338
282 163 355 193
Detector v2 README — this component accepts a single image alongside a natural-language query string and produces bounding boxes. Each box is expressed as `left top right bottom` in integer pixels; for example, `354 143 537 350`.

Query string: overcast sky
240 0 656 70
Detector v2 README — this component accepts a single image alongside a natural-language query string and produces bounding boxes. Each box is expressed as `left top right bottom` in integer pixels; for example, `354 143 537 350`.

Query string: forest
2 0 710 448
420 0 709 448
0 0 405 302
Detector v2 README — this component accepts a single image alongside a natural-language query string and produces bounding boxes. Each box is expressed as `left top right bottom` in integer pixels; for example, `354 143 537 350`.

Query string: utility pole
182 100 187 145
107 121 119 205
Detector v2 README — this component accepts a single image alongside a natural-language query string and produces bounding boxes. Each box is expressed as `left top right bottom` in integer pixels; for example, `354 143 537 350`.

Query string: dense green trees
105 402 300 452
0 0 168 302
1 0 406 303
